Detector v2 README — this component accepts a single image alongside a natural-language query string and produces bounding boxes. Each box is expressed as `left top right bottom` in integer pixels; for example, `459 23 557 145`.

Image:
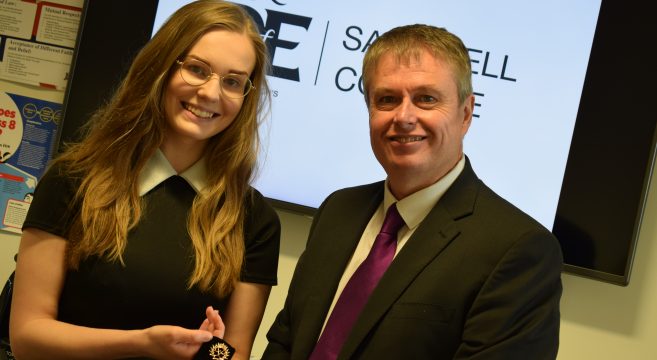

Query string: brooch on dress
209 341 232 360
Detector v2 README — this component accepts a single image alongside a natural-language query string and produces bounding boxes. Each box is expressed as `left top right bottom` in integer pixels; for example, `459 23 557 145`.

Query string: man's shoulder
313 181 385 221
476 183 549 230
445 163 553 240
330 180 385 197
320 181 384 206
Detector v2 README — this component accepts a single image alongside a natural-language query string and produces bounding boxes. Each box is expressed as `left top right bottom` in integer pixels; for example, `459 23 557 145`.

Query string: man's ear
461 94 475 136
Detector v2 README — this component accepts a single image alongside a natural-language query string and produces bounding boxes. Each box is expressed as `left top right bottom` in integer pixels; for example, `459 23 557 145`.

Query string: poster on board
0 0 80 89
0 93 61 233
0 0 82 233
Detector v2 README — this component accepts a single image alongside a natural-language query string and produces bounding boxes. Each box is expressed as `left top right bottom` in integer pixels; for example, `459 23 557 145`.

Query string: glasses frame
175 58 255 99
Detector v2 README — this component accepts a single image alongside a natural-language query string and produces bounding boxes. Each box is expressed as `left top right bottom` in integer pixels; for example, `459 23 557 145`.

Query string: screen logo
239 5 312 82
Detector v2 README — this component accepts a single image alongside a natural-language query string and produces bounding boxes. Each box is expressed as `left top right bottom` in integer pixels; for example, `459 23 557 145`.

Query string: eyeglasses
175 58 254 99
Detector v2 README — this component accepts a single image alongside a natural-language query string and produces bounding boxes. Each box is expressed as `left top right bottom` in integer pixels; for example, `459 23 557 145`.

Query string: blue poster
0 92 61 233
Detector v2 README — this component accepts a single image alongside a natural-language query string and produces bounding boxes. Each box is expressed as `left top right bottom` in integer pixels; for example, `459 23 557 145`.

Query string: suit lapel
295 183 385 358
339 160 480 359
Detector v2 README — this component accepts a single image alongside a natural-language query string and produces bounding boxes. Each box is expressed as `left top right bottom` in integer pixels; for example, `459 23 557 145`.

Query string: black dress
22 163 280 331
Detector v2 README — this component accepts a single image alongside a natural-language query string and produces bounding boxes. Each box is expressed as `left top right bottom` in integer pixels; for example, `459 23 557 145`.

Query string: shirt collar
137 148 208 196
384 155 465 230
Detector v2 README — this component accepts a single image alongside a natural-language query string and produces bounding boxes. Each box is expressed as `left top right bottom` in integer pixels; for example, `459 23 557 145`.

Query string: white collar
137 149 208 196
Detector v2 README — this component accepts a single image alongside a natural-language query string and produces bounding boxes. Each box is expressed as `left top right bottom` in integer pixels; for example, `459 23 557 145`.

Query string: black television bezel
59 0 657 286
550 1 657 286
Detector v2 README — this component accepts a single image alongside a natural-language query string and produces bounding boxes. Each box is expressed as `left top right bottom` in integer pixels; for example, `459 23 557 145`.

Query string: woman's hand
141 306 225 359
200 305 226 338
141 325 213 360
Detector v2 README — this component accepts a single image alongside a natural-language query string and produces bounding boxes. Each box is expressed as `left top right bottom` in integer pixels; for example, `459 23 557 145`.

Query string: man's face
367 49 474 198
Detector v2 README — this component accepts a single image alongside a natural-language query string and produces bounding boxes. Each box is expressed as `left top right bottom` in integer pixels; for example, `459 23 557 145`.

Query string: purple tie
309 203 405 360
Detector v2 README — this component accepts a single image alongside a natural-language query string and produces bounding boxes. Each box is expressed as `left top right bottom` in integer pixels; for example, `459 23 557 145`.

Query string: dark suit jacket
263 158 563 359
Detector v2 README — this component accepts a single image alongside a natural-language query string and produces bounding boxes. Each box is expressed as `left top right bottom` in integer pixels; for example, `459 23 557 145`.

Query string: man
263 24 562 359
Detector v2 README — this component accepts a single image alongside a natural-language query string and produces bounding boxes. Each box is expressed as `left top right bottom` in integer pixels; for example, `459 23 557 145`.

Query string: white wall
2 162 656 359
558 167 657 359
250 160 657 359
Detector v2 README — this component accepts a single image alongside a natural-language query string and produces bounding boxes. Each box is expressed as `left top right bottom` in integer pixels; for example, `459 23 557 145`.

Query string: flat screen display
154 0 600 232
61 0 657 286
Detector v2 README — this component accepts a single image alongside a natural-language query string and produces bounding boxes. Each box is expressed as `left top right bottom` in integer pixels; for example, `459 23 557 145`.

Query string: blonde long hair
55 0 270 297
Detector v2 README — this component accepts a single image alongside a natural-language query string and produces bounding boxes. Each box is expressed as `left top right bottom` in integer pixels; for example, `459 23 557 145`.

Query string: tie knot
381 203 404 235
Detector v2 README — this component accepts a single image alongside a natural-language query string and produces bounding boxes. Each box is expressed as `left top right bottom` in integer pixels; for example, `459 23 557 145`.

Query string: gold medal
209 341 232 360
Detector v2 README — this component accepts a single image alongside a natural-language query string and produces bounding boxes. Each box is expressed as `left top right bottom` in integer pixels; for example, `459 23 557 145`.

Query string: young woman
9 1 280 359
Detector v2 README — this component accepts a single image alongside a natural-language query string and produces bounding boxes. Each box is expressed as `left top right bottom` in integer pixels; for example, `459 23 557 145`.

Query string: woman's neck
159 138 206 173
